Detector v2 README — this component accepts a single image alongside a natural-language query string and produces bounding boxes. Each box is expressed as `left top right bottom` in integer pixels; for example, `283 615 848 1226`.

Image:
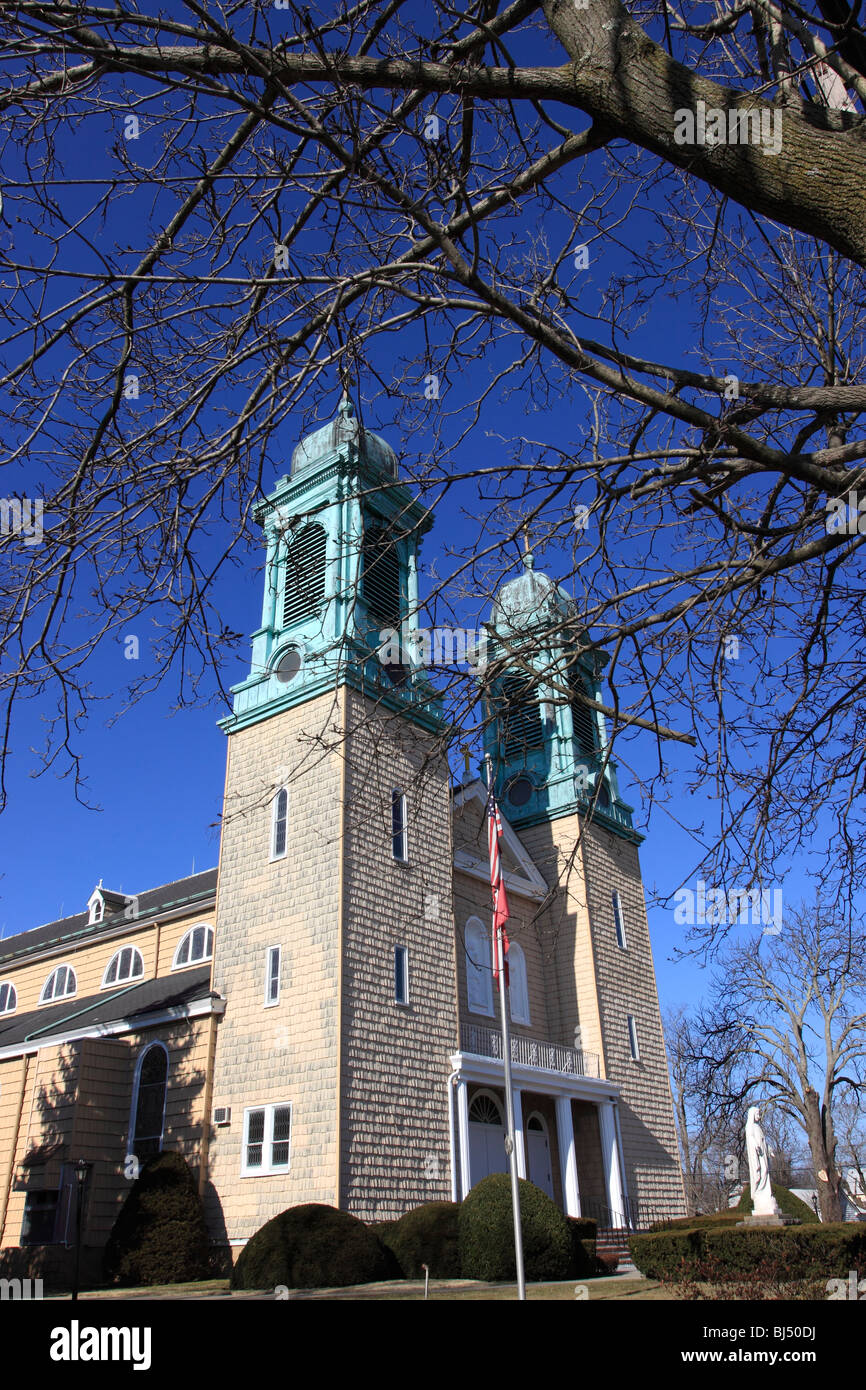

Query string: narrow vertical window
245 1108 265 1169
271 1104 292 1168
391 789 408 862
265 946 281 1006
627 1014 640 1061
394 946 409 1005
272 788 288 860
613 891 628 950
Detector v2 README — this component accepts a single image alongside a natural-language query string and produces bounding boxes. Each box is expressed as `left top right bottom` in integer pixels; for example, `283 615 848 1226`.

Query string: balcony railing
460 1023 600 1078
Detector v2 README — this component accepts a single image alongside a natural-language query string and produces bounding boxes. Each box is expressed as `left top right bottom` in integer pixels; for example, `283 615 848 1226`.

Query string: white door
527 1118 555 1199
468 1091 508 1188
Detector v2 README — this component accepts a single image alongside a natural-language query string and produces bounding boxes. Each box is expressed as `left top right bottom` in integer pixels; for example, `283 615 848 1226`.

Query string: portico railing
460 1023 600 1079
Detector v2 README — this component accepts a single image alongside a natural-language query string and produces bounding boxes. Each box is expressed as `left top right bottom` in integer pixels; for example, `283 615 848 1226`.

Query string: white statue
745 1106 781 1217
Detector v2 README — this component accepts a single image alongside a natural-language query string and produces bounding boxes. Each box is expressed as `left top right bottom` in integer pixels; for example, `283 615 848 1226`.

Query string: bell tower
481 546 636 838
206 395 456 1241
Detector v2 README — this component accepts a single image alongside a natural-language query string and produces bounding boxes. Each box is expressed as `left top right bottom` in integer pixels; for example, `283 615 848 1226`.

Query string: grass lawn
49 1274 674 1300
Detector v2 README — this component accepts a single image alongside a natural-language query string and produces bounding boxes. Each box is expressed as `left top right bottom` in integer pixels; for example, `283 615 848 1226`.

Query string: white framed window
394 945 409 1005
172 924 214 970
39 964 77 1004
265 946 281 1007
465 917 493 1016
508 941 530 1025
241 1102 292 1176
613 891 628 950
271 787 288 861
391 789 408 862
627 1014 640 1061
0 981 17 1014
102 945 145 988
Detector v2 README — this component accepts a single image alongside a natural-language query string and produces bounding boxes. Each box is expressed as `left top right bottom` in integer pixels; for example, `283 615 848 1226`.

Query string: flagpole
485 755 526 1301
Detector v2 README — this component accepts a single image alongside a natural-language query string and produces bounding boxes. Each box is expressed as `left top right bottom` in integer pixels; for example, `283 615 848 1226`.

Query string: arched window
613 891 628 950
271 788 289 860
129 1043 168 1159
568 666 597 757
469 1091 504 1125
499 673 544 759
508 941 530 1026
39 965 77 1004
172 925 214 970
281 523 327 628
465 917 493 1016
362 523 402 629
0 981 17 1014
102 946 145 988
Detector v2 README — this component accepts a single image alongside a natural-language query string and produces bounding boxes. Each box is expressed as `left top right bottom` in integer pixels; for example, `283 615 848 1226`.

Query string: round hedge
377 1202 460 1278
231 1204 394 1290
737 1183 819 1223
103 1150 212 1287
458 1174 573 1282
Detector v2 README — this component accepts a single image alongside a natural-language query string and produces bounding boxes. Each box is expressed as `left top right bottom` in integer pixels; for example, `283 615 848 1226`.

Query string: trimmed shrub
377 1202 460 1279
103 1150 211 1287
459 1174 573 1282
630 1222 866 1284
231 1204 393 1290
737 1183 819 1224
647 1210 744 1233
566 1216 598 1277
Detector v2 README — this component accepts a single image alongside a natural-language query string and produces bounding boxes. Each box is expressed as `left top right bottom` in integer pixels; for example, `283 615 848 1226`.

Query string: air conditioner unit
213 1106 232 1127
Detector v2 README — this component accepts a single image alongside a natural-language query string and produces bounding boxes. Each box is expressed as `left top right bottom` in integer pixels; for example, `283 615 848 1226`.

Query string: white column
456 1078 471 1199
598 1099 626 1223
513 1088 526 1179
555 1094 582 1216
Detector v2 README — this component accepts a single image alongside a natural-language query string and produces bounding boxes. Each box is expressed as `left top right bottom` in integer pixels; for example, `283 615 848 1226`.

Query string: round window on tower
507 775 534 808
275 648 302 684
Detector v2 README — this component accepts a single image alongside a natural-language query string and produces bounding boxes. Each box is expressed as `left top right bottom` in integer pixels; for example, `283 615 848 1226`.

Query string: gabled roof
0 868 218 966
0 965 217 1054
452 780 549 902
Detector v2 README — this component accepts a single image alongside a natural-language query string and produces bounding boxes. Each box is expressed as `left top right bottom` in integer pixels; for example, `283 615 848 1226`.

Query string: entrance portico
449 1025 629 1224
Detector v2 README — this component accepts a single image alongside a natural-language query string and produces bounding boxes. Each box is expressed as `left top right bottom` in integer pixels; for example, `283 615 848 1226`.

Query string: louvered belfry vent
500 673 544 758
363 523 402 628
282 523 327 628
569 670 597 757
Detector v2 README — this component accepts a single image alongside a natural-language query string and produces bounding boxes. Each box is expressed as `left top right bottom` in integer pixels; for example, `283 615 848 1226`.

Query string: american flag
487 780 510 986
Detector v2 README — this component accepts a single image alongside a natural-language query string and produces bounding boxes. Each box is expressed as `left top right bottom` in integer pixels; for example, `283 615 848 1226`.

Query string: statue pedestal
737 1214 799 1227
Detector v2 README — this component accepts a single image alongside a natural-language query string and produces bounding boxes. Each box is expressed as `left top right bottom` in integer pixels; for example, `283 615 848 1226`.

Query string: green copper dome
490 551 577 635
290 394 398 478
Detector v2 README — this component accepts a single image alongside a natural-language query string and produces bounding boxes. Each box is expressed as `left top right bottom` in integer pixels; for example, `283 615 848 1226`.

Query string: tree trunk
804 1086 844 1221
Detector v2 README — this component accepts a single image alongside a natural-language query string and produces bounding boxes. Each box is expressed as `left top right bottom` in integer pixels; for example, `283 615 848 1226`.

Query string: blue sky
0 1 852 1024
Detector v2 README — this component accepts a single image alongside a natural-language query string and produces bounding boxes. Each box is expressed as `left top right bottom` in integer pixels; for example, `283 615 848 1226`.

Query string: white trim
241 1101 293 1177
0 994 225 1061
451 1050 621 1103
264 945 281 1007
270 787 289 862
391 788 409 863
171 924 214 971
38 964 77 1005
394 944 409 1005
555 1094 582 1216
456 1078 471 1200
453 781 548 901
127 1040 169 1160
508 940 530 1025
101 945 145 989
0 896 218 973
627 1013 640 1061
0 979 17 1015
613 890 628 950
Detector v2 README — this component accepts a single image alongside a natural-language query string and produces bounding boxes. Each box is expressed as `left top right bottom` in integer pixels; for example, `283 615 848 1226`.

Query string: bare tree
1 1 866 923
690 902 866 1221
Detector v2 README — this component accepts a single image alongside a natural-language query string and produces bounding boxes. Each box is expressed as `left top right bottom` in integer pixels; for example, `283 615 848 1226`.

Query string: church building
0 397 685 1280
